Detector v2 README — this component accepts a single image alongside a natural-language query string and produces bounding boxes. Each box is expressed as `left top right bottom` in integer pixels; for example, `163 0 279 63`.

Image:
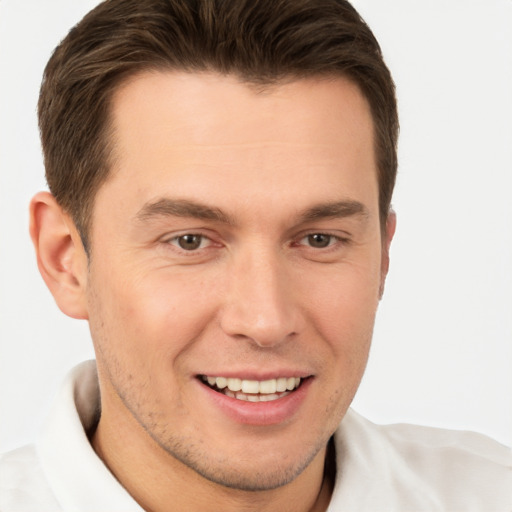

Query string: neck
91 400 335 512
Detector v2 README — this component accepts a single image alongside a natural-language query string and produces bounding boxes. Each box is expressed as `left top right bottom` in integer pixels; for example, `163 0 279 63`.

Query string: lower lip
197 378 312 426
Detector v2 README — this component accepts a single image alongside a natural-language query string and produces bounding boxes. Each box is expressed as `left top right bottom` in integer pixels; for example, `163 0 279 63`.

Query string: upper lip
197 371 313 380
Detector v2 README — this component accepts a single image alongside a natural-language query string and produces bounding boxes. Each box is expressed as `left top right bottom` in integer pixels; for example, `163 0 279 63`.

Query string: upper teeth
203 376 301 394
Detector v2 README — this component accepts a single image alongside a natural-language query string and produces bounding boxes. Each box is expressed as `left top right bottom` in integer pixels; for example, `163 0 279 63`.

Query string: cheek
304 258 381 325
299 259 381 369
87 264 220 363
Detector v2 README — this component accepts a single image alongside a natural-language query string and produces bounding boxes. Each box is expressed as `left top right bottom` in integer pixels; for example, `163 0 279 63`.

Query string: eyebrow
136 198 234 224
135 197 369 225
299 200 369 223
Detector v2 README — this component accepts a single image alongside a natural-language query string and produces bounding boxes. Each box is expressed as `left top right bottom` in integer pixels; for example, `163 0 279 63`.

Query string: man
1 0 510 510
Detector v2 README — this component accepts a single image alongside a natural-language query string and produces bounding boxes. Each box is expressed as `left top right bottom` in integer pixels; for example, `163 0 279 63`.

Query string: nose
219 247 302 347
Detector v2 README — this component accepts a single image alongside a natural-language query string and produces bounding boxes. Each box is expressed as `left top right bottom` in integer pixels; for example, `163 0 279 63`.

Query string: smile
200 375 302 402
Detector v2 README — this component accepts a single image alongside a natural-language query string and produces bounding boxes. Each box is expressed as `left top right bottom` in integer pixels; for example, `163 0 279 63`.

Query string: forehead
110 70 374 151
98 71 377 225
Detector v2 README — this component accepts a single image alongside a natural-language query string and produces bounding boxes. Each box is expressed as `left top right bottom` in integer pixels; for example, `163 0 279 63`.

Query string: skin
30 72 395 512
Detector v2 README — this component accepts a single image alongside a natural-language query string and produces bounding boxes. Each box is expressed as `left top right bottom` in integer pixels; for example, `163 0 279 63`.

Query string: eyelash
163 231 350 254
296 233 348 250
165 233 215 252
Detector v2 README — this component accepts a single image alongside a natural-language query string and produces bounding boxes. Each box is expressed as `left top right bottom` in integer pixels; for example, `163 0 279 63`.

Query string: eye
303 233 337 248
170 234 209 251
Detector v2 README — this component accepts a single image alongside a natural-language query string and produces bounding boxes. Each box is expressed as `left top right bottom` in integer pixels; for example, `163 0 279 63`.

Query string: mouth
199 375 304 402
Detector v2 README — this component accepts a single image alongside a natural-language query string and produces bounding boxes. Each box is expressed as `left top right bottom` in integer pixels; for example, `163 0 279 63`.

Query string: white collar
37 361 144 511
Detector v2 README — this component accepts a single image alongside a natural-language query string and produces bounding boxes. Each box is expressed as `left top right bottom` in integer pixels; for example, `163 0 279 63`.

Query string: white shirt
1 361 511 511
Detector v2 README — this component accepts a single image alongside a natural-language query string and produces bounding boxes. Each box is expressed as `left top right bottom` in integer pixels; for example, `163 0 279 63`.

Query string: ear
379 209 396 299
29 191 89 319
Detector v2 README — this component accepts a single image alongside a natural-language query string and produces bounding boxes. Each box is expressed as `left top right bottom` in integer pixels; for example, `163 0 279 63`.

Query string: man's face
85 71 392 490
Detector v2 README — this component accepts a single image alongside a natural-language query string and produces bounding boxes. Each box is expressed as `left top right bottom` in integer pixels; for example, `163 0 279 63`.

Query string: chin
157 432 326 492
182 455 316 491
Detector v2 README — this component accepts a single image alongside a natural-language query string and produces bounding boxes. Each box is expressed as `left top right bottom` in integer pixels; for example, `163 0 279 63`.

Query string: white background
0 0 511 452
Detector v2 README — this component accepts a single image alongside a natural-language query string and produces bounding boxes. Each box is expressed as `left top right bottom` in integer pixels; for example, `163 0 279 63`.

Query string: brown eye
307 233 333 248
177 234 204 250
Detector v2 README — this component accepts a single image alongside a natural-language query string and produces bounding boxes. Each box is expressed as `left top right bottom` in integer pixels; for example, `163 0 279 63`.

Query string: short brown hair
39 0 398 251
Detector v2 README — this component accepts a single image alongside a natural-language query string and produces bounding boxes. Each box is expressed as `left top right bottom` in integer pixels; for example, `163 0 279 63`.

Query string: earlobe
379 210 397 299
29 191 89 319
